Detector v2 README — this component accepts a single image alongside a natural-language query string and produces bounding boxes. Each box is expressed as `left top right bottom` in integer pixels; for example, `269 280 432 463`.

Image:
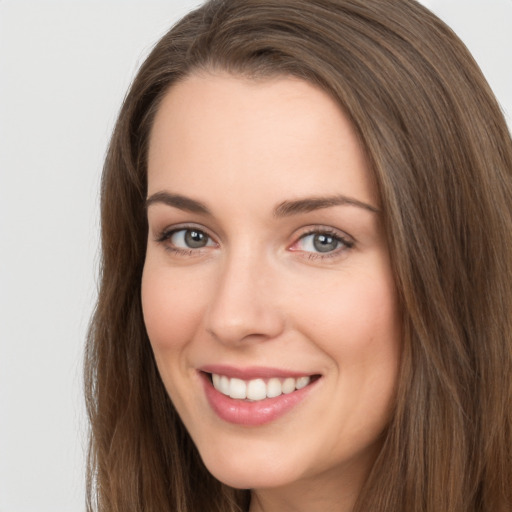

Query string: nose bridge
205 243 283 345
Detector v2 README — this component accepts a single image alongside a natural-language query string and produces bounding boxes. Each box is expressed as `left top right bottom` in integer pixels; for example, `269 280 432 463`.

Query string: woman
85 0 512 511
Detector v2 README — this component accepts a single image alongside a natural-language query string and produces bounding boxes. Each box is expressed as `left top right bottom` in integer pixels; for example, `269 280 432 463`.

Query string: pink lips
199 365 319 426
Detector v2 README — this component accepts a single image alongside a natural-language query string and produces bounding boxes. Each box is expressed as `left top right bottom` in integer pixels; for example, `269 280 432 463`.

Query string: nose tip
206 305 283 345
204 259 284 346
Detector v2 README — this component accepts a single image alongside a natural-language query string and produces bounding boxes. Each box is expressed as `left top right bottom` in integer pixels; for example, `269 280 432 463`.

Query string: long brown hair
85 1 512 510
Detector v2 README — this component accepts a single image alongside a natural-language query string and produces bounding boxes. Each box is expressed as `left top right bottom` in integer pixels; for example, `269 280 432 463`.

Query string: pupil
185 230 207 248
313 234 337 253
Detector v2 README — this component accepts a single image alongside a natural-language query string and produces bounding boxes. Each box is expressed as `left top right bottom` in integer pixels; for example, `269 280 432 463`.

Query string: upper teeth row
212 374 311 401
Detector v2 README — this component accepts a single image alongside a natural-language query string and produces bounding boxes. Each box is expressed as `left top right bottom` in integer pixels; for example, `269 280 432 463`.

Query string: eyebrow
146 191 211 215
145 191 379 216
274 195 379 216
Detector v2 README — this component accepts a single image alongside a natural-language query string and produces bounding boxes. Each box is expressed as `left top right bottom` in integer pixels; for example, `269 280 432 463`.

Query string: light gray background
0 1 510 511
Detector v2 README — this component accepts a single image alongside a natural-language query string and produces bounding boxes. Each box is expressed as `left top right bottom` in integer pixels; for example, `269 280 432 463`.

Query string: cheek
141 264 206 353
292 265 401 425
299 272 400 444
294 270 400 355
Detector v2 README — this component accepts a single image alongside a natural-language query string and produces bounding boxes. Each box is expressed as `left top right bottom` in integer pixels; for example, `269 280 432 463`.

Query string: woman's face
142 73 401 498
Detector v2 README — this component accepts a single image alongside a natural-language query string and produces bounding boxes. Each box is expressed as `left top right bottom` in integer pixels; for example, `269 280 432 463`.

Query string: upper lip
199 364 317 380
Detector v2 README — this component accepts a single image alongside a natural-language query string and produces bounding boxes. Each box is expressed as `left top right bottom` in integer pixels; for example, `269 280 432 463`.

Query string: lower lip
201 373 318 426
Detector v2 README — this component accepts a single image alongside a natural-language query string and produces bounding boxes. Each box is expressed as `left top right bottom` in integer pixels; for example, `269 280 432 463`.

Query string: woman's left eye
292 230 353 256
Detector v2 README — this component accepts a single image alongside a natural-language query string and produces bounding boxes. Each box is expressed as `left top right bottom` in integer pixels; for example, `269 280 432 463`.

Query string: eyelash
156 225 216 256
155 225 354 260
291 228 354 260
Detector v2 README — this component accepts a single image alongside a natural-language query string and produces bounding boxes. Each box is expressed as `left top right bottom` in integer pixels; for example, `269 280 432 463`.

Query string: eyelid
154 223 219 256
155 222 214 240
289 225 355 257
152 222 354 260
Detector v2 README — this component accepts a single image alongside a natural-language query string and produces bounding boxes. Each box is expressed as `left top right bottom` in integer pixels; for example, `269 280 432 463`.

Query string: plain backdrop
0 1 510 511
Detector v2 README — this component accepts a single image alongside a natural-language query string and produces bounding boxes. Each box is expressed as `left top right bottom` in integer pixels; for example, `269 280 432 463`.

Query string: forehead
147 73 376 210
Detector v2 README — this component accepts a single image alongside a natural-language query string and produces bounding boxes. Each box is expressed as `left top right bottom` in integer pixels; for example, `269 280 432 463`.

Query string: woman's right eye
157 228 216 251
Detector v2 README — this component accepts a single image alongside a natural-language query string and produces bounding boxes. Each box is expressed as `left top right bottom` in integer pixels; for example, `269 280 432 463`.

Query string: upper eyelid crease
156 225 214 241
296 230 354 249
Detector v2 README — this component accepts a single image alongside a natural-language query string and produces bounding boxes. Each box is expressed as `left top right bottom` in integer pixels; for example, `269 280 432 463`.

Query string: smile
200 368 321 426
211 373 311 401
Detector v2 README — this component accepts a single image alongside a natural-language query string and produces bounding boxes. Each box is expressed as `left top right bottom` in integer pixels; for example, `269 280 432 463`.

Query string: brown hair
85 0 512 510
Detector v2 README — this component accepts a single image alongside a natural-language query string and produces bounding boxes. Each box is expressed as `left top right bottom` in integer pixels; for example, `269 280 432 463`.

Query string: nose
204 251 285 346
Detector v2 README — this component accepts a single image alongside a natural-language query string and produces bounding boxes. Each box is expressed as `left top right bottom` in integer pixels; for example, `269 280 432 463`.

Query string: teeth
247 378 266 401
219 375 230 395
266 378 282 398
282 377 296 394
211 373 312 401
229 378 247 399
296 376 310 390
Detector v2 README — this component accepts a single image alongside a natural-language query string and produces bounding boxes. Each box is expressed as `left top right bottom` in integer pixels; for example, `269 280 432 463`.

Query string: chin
198 443 305 490
207 465 297 491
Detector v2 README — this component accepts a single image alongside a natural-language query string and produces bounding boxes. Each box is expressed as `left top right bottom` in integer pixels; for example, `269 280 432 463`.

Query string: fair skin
142 73 401 512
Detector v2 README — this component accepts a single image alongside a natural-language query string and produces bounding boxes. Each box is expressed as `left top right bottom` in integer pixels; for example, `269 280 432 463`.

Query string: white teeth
266 378 282 398
247 379 266 401
296 376 310 390
282 377 296 394
229 378 247 399
211 374 312 401
219 375 230 395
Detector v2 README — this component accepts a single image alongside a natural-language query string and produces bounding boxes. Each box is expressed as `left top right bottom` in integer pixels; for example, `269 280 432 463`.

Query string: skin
142 73 401 512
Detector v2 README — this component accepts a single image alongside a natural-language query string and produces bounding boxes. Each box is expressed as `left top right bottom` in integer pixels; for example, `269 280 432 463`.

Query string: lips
199 365 320 426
